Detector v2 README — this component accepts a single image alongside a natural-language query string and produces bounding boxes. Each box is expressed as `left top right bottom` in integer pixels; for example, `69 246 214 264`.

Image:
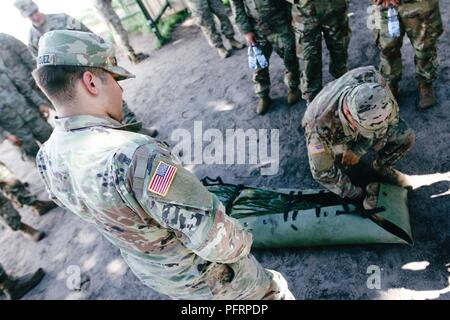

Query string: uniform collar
54 115 142 132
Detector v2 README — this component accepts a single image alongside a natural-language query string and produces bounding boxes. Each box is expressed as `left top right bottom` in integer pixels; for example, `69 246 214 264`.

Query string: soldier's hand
39 104 51 119
6 134 22 146
245 32 257 46
341 149 360 166
372 0 400 7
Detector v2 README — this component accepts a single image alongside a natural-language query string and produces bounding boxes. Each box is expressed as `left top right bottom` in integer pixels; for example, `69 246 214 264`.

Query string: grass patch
155 9 191 47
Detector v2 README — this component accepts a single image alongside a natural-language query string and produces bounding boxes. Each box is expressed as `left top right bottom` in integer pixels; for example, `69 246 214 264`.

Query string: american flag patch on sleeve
308 144 326 155
147 161 178 197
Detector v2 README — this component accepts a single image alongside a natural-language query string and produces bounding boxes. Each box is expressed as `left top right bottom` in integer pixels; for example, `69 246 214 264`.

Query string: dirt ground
0 1 449 300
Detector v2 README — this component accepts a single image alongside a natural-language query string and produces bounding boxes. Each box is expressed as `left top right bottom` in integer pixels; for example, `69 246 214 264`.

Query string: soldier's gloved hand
372 0 400 8
245 32 257 46
341 149 360 166
6 134 22 146
39 104 51 119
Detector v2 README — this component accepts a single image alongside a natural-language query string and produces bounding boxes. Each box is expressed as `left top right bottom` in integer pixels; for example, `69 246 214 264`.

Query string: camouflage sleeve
350 136 374 158
11 75 47 108
65 14 93 33
123 143 253 264
36 148 67 208
306 131 362 199
8 35 36 72
28 31 39 58
230 0 254 33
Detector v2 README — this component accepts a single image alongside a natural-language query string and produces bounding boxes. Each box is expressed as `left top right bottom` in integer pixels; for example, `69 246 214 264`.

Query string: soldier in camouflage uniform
302 66 415 201
13 0 156 134
186 0 245 58
371 0 443 109
0 264 45 300
92 0 149 64
231 0 301 114
33 30 294 300
288 0 352 104
0 68 53 160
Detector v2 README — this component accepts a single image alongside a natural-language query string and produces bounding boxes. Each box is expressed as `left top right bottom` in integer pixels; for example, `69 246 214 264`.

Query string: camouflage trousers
305 118 415 198
0 161 36 207
253 25 300 98
0 264 5 281
93 0 136 57
0 104 53 160
374 0 443 85
122 101 138 125
292 0 351 102
0 193 22 231
187 0 236 48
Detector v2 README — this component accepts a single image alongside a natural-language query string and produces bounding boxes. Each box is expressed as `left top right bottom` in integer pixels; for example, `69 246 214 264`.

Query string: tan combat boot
371 160 410 187
19 223 46 242
217 46 231 59
30 200 57 216
418 81 436 109
256 96 272 115
128 52 149 64
0 268 45 300
228 38 245 50
287 87 301 105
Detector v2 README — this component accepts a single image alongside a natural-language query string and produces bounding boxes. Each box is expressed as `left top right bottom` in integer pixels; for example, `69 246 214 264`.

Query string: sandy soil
0 1 449 300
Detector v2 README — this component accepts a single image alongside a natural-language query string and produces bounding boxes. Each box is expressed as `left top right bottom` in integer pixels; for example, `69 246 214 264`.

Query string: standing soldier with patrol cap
0 264 45 300
186 0 245 58
230 0 301 115
287 0 352 105
92 0 150 64
13 0 157 136
371 0 443 109
33 30 294 300
302 66 415 204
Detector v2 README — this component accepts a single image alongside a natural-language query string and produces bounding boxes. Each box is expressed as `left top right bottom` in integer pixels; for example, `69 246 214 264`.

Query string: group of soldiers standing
189 0 443 113
0 0 445 301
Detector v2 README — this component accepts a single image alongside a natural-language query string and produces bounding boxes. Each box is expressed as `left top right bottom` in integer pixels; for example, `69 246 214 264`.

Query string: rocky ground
0 1 449 300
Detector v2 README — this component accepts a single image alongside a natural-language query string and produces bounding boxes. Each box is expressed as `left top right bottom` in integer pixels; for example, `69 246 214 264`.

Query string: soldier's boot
140 127 159 138
128 52 149 64
256 96 272 115
0 268 45 300
388 83 399 100
30 200 57 216
287 87 301 105
217 46 231 59
418 81 437 109
19 223 46 242
228 38 245 50
363 182 380 210
371 160 410 188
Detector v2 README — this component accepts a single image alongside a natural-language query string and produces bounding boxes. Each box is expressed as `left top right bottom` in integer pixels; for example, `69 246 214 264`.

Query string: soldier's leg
188 0 224 48
0 194 22 232
322 1 351 79
399 0 443 83
253 37 273 98
0 161 36 207
375 7 406 88
375 119 415 167
0 265 45 300
292 6 323 103
208 0 235 39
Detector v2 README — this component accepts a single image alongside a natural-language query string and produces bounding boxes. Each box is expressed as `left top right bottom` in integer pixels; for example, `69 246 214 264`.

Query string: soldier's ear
81 71 100 96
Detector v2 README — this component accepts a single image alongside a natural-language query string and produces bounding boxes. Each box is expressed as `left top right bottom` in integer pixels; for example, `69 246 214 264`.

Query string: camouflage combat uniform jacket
37 115 282 300
301 66 411 198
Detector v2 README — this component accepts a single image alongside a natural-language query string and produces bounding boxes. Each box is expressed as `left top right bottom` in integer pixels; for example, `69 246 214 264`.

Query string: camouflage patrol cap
14 0 38 17
344 82 393 136
36 30 135 81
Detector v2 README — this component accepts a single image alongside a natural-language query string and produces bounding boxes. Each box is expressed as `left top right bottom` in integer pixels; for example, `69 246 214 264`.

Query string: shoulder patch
147 161 177 197
308 143 326 155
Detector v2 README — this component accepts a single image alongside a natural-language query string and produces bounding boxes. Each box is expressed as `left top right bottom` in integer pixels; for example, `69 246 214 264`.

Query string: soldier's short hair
33 65 107 103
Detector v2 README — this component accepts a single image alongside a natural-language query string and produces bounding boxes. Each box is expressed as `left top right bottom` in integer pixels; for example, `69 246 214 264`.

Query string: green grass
155 9 191 47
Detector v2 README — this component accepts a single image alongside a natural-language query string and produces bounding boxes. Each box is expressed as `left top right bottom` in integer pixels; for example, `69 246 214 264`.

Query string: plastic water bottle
387 6 400 38
248 45 268 69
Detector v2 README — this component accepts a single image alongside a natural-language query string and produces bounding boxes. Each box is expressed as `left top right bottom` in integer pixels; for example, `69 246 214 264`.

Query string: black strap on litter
201 176 224 186
336 206 386 218
201 176 244 215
